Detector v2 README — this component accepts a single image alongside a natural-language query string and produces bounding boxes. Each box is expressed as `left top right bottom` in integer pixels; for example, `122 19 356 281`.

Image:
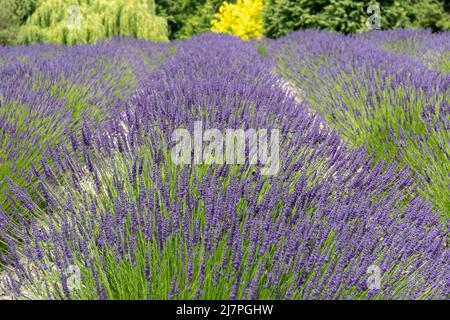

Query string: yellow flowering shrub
211 0 263 40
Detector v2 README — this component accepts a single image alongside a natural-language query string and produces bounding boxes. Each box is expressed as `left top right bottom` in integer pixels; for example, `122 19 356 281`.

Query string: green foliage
0 27 18 46
155 0 224 39
263 0 450 38
0 0 38 44
1 0 449 43
17 0 168 45
256 42 268 56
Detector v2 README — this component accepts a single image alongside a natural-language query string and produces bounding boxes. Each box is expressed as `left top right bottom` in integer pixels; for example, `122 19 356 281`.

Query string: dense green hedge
263 0 450 38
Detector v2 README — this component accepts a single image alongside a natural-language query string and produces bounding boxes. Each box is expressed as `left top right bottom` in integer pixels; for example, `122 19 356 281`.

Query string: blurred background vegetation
263 0 450 38
0 0 449 45
0 0 168 45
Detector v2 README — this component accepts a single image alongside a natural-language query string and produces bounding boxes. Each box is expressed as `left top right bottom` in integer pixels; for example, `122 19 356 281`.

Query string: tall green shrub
263 0 450 38
17 0 168 45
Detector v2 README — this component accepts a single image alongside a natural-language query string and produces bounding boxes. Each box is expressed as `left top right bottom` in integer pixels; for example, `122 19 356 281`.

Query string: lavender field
0 30 449 300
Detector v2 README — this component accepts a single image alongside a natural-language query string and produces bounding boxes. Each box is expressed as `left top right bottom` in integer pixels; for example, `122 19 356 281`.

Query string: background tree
16 0 168 45
0 0 38 44
263 0 450 39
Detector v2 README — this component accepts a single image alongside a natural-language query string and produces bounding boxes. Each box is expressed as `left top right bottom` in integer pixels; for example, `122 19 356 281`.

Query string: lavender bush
274 30 450 216
0 34 448 300
359 29 450 73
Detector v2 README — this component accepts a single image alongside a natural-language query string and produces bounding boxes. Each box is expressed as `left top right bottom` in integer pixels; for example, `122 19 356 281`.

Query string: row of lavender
0 39 172 212
273 29 450 216
360 29 450 73
0 33 448 299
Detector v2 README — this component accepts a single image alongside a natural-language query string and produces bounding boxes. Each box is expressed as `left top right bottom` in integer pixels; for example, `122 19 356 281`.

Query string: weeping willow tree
18 0 168 44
